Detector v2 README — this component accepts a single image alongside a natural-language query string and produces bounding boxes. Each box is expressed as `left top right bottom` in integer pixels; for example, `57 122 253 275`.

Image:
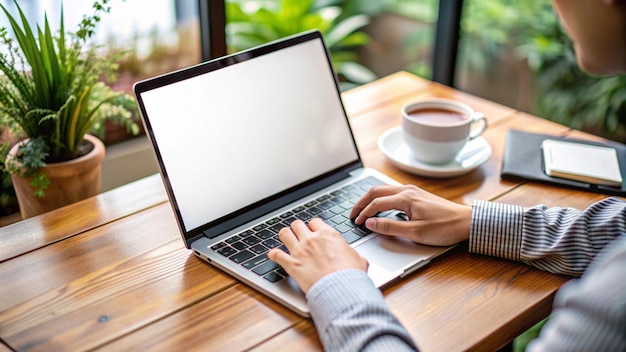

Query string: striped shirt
307 197 626 351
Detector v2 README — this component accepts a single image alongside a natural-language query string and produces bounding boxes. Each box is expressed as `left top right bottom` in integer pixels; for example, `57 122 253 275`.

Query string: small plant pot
8 134 106 219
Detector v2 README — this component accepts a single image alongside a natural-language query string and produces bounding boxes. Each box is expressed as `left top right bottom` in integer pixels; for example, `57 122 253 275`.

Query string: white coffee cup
401 98 487 164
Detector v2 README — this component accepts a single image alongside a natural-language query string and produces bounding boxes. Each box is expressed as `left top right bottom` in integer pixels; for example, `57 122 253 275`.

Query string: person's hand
349 184 472 246
267 218 368 293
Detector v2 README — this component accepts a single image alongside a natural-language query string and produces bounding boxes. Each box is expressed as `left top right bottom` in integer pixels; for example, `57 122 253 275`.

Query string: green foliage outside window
517 17 626 140
459 0 626 141
225 0 378 90
387 0 625 141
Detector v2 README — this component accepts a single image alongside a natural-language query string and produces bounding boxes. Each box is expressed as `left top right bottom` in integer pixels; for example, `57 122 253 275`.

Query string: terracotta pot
9 134 106 219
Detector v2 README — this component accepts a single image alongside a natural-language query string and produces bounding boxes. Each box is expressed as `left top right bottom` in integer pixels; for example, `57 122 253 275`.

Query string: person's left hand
268 218 368 293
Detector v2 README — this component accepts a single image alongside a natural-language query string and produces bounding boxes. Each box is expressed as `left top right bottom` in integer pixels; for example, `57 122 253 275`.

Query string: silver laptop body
133 30 453 317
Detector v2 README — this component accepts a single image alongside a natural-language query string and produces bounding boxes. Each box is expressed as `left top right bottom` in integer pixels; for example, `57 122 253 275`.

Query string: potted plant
0 126 19 225
0 0 139 219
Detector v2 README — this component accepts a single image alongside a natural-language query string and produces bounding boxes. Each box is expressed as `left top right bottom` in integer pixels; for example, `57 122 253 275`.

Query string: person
267 0 626 351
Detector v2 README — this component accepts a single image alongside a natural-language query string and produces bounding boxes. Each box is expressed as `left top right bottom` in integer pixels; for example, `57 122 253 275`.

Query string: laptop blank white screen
139 39 359 231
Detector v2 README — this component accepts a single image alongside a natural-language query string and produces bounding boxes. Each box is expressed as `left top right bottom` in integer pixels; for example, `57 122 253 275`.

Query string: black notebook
501 129 626 196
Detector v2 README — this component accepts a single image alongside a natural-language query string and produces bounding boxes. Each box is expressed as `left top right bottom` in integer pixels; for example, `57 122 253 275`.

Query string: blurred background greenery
223 0 625 142
2 0 625 225
14 0 617 142
1 1 621 344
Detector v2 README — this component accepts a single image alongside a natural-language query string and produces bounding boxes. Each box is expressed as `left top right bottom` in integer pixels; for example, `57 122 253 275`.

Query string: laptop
133 30 454 317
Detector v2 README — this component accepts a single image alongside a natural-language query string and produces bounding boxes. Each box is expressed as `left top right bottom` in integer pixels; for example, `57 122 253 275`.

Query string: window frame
198 0 463 87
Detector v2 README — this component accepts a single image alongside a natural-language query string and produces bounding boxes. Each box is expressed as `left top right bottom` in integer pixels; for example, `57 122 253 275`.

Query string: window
1 0 201 80
1 0 203 144
456 0 626 142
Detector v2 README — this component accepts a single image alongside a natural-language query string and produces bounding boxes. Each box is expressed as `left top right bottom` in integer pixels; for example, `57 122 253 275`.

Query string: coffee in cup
401 99 487 164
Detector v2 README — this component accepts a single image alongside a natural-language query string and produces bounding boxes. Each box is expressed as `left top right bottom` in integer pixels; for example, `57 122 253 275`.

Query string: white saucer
378 126 492 178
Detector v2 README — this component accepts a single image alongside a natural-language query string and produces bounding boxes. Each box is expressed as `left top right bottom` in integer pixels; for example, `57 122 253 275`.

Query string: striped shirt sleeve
528 235 626 352
470 197 626 277
307 269 418 352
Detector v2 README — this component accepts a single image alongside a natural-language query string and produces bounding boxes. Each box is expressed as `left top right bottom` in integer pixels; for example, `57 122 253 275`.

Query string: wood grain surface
1 71 615 352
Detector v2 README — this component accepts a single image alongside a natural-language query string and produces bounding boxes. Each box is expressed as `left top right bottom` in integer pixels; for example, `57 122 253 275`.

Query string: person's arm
351 184 625 277
528 235 626 351
471 197 626 277
268 219 418 352
307 270 418 352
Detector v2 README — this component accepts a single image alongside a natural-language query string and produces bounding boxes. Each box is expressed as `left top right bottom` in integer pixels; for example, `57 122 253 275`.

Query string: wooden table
0 72 614 351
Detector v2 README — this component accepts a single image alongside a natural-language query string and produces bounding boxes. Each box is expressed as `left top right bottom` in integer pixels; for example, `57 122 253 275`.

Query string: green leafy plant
0 0 139 197
457 0 626 140
517 18 626 140
0 155 17 217
225 0 377 90
456 0 554 78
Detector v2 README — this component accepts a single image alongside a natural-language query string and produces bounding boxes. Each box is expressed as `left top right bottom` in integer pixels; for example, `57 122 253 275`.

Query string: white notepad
542 139 623 187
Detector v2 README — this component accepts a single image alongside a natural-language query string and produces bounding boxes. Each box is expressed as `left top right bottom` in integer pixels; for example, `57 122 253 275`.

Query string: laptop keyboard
209 176 385 283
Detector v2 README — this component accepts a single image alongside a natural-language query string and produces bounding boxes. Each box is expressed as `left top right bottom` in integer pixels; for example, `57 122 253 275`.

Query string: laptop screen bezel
133 30 363 248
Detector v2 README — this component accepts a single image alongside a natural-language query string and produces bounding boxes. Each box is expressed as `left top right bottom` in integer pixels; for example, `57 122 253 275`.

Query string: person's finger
277 226 299 250
267 247 290 266
364 217 464 246
364 216 415 236
349 185 400 219
307 217 334 232
289 219 311 240
353 193 407 225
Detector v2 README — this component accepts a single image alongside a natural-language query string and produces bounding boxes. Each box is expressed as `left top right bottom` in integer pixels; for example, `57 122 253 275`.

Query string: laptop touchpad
356 235 439 273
